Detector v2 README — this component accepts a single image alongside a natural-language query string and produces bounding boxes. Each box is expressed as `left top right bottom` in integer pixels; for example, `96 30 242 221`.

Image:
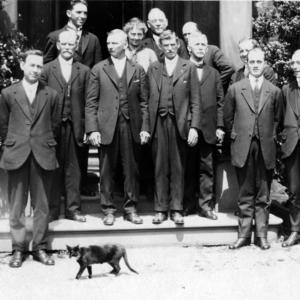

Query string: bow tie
195 63 204 69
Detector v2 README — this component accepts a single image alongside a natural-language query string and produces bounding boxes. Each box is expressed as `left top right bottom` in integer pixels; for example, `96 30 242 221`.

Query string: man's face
128 27 144 48
147 11 168 35
20 54 43 84
161 37 179 60
188 36 208 60
57 34 77 60
291 52 300 78
239 40 254 64
247 51 265 78
67 3 88 28
107 33 127 59
182 23 198 44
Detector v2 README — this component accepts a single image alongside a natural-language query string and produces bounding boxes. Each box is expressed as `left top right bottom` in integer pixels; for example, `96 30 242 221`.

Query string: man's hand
216 128 225 144
88 132 101 147
140 131 150 145
187 128 198 147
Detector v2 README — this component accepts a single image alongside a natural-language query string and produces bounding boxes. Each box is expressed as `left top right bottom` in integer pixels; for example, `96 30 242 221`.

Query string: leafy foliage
253 1 300 87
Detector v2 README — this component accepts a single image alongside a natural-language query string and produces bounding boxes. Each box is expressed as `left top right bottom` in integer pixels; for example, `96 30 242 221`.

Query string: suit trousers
50 121 81 218
285 143 300 232
99 114 140 214
235 138 272 238
8 154 53 252
152 114 186 212
184 134 215 212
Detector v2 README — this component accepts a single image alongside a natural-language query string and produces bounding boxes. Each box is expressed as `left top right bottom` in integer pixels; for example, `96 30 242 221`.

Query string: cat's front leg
76 265 86 279
87 265 92 279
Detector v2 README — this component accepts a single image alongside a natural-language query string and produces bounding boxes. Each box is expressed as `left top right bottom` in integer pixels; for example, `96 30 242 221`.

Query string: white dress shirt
296 77 300 88
111 56 127 78
165 55 179 76
249 74 264 91
153 34 160 47
190 57 204 81
22 80 38 104
58 55 73 82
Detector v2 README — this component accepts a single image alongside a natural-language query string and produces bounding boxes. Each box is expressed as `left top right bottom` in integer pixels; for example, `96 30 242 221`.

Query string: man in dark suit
142 8 188 61
281 50 300 247
224 48 283 250
44 0 102 197
230 38 277 86
0 50 61 267
41 31 89 222
182 21 234 92
148 30 200 225
86 29 150 226
184 32 224 220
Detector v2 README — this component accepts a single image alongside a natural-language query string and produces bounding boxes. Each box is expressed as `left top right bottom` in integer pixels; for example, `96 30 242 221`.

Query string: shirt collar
111 55 127 66
22 79 38 92
190 57 204 68
165 55 179 66
58 55 73 66
67 21 82 32
249 74 264 87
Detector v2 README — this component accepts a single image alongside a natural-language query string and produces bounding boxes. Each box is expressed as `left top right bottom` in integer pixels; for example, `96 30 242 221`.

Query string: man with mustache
41 30 90 222
224 48 283 250
86 29 150 226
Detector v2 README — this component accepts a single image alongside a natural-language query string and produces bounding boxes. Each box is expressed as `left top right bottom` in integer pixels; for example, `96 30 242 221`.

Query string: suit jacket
198 64 224 144
147 57 200 140
44 26 102 68
85 58 149 145
281 80 300 159
40 59 90 146
230 64 277 86
203 45 234 91
142 35 189 61
0 82 61 170
224 78 283 169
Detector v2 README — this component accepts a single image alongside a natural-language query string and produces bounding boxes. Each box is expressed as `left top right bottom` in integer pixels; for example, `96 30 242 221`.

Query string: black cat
66 244 139 279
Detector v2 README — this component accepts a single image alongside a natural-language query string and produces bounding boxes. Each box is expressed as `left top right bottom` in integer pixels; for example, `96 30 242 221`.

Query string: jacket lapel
173 58 187 85
80 31 89 55
199 65 211 85
51 59 66 88
258 79 271 114
241 79 255 112
288 80 299 117
153 63 163 91
32 83 48 123
69 62 80 85
126 60 135 87
14 83 32 121
103 58 119 89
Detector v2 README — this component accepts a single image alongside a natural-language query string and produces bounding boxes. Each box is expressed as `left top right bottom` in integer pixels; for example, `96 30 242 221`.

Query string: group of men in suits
2 0 300 268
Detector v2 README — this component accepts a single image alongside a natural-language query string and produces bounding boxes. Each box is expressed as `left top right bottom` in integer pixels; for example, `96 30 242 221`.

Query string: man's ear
19 60 25 72
146 20 151 29
56 41 61 52
66 10 71 19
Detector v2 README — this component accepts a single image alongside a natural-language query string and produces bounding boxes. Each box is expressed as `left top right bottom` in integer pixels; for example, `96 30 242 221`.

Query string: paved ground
1 241 300 300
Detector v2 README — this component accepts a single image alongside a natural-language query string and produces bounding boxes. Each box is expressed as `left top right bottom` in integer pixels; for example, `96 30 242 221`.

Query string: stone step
0 213 282 252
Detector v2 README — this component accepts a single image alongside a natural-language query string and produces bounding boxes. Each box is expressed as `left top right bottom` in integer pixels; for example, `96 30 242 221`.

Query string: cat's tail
123 250 139 274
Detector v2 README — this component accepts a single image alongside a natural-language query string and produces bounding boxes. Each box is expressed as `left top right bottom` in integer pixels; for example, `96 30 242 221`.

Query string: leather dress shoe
171 212 184 225
229 237 251 250
152 212 168 224
282 232 299 248
200 209 218 220
32 250 55 265
124 212 143 224
254 237 270 250
103 213 115 226
9 250 25 268
66 212 86 222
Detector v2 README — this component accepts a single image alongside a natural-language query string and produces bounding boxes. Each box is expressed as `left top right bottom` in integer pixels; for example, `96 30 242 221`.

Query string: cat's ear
66 245 71 251
75 245 80 250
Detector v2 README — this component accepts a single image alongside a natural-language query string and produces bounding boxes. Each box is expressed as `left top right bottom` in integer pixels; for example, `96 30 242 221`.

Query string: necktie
254 79 260 94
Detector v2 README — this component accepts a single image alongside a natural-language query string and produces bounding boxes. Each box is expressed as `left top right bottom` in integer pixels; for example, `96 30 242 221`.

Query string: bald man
142 8 188 61
182 21 234 92
86 29 150 226
41 30 90 222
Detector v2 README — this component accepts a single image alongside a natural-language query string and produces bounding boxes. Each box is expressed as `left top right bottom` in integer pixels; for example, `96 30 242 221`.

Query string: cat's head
66 245 80 258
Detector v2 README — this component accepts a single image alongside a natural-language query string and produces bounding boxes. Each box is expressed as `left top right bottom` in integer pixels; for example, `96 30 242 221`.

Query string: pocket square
133 79 140 83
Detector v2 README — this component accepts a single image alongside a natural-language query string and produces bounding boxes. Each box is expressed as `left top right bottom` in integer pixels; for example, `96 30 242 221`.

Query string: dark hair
69 0 88 10
159 30 178 45
20 50 43 62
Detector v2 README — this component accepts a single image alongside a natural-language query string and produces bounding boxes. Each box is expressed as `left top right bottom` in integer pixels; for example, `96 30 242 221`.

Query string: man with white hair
86 29 150 226
184 32 224 220
182 21 234 91
41 30 90 223
142 8 188 61
281 49 300 247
